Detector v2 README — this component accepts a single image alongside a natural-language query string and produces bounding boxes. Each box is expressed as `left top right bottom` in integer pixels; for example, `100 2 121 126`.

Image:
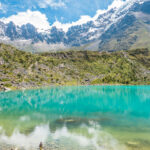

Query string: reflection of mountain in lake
0 123 127 150
0 86 150 150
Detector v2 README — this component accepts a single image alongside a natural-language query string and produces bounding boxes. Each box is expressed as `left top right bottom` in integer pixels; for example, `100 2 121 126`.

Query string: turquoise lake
0 85 150 150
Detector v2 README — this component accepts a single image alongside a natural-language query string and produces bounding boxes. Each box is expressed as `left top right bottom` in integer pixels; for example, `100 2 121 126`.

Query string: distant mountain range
0 0 150 52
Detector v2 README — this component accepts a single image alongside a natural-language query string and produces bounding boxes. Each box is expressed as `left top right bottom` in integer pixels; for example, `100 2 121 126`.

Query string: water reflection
0 85 149 150
0 123 127 150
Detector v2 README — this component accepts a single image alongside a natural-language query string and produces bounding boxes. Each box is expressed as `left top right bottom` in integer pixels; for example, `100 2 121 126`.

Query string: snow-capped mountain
0 0 149 52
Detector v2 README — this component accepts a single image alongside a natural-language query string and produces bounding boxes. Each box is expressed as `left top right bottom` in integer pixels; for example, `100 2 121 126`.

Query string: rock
59 64 65 68
126 141 139 148
0 57 4 65
4 87 11 92
39 142 43 150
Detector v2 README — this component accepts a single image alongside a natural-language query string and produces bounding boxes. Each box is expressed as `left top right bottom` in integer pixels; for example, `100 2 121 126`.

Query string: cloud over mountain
0 0 130 32
0 0 149 52
0 10 50 31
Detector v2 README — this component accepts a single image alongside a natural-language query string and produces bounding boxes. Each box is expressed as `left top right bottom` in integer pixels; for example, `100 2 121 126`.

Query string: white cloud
0 10 50 31
0 125 50 150
38 0 66 8
52 0 142 32
0 0 138 33
51 0 126 32
52 15 93 32
0 3 2 10
0 2 7 13
108 0 125 10
51 9 107 32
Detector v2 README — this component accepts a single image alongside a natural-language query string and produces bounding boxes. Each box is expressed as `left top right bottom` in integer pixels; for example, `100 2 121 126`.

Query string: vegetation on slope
0 43 150 90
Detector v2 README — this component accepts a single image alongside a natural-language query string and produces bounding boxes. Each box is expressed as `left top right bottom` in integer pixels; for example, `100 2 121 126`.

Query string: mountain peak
0 0 149 52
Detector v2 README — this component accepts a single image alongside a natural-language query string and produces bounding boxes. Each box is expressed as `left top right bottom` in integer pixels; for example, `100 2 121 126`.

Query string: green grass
0 43 150 90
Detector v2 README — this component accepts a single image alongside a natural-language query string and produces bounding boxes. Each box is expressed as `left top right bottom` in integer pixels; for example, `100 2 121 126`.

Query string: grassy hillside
0 43 150 90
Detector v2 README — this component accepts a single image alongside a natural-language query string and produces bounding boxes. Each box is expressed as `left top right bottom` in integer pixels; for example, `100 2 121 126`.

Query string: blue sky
0 0 115 24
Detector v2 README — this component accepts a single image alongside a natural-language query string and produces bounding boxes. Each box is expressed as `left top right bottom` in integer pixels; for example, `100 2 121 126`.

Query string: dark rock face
99 14 138 51
0 0 149 51
5 22 20 40
141 1 150 14
21 24 39 40
98 1 150 51
132 1 150 14
49 27 65 44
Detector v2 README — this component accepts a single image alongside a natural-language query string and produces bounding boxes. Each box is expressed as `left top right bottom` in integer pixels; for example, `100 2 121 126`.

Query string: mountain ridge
0 0 149 52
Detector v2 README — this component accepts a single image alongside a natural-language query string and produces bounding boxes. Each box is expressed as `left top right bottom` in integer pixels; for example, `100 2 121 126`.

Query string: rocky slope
0 43 150 91
98 1 150 51
0 0 149 52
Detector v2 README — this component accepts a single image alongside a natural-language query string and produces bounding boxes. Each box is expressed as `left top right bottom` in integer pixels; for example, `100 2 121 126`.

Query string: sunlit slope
0 43 150 90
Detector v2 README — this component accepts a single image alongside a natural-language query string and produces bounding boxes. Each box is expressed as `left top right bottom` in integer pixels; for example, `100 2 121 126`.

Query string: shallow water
0 85 150 150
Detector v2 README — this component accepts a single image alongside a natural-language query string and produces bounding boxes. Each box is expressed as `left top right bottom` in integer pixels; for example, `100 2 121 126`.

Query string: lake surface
0 85 150 150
